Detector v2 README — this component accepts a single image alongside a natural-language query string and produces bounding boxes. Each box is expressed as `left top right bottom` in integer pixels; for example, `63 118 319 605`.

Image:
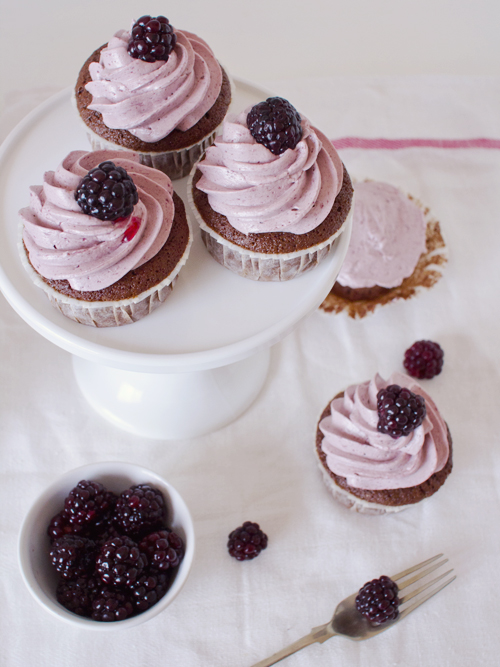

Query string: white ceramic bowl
18 461 195 630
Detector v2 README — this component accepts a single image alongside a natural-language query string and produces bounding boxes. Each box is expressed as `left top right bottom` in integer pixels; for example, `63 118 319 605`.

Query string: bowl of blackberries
18 462 195 628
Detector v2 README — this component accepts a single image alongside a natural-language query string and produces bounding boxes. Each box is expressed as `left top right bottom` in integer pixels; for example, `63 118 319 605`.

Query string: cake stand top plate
0 79 351 373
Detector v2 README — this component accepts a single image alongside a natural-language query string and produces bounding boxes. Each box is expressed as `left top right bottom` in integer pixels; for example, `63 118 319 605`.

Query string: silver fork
249 554 455 667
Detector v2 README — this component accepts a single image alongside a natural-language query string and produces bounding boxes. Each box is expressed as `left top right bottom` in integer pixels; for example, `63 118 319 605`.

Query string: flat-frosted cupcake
19 150 191 327
315 373 452 514
332 180 428 300
75 15 232 180
189 97 354 281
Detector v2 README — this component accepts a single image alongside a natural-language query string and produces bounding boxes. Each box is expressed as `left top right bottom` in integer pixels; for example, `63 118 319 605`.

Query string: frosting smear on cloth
20 150 174 291
85 28 223 142
319 373 450 490
195 108 344 235
336 181 427 289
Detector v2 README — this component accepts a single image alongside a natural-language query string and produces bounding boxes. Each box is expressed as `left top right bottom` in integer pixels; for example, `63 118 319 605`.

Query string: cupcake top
84 17 223 143
319 372 449 490
195 98 344 235
336 181 427 289
20 150 175 291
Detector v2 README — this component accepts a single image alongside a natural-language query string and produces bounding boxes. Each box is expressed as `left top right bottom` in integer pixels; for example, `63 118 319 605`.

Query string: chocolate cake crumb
330 283 391 301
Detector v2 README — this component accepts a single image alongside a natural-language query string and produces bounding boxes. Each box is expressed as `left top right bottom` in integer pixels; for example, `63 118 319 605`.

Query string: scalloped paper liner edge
18 220 193 327
186 164 352 281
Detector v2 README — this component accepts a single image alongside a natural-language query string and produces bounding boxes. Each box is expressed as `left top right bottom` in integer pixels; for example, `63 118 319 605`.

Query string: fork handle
248 622 336 667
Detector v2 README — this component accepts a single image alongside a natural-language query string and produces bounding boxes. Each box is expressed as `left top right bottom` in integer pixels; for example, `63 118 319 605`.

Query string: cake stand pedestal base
72 349 271 440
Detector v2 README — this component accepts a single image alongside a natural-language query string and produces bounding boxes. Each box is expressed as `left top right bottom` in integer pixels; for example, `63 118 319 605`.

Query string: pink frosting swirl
85 27 222 142
20 150 174 292
336 181 427 289
319 373 450 490
195 108 344 235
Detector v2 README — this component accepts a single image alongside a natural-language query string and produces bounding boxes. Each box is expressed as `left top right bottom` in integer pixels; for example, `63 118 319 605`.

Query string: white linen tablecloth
1 76 499 666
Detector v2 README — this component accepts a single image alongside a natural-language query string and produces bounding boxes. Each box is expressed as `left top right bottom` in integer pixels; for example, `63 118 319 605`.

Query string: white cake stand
0 80 352 439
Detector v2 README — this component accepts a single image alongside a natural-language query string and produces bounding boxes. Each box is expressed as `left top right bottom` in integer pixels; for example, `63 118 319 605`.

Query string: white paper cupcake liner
72 73 234 182
187 167 352 282
316 459 416 515
19 222 192 328
46 277 177 327
200 228 340 281
84 124 218 181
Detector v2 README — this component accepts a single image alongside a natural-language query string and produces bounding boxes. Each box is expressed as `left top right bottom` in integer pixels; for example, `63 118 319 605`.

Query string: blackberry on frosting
127 15 177 63
75 161 138 221
246 97 303 155
376 384 426 439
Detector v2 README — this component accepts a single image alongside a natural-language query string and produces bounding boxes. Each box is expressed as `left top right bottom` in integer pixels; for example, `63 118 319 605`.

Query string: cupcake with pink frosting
189 97 354 281
332 181 428 301
19 150 192 327
75 15 232 180
315 373 452 514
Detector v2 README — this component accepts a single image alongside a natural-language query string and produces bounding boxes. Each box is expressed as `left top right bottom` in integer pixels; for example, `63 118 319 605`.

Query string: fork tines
390 554 456 620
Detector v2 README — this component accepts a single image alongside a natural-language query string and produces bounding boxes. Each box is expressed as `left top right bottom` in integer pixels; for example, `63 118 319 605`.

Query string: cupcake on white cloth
333 180 427 300
315 372 453 515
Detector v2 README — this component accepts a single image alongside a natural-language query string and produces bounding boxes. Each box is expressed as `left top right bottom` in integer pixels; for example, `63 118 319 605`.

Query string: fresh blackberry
139 529 184 572
56 575 101 617
113 484 166 538
377 384 426 439
45 478 183 621
227 521 268 561
129 571 171 612
247 97 303 155
404 340 444 379
49 534 96 580
95 525 122 548
47 512 75 542
75 161 138 221
128 15 177 63
96 535 147 587
62 480 117 534
355 576 400 626
91 585 134 622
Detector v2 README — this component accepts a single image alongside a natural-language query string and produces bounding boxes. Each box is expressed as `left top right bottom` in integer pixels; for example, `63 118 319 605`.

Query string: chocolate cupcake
315 373 452 514
74 16 232 180
19 150 192 327
331 181 427 300
188 97 354 281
